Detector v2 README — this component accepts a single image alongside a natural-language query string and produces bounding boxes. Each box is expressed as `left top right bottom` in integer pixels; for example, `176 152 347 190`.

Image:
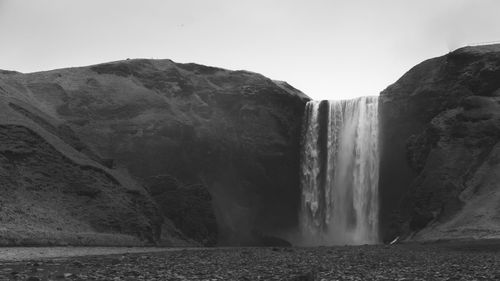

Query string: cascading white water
299 96 379 246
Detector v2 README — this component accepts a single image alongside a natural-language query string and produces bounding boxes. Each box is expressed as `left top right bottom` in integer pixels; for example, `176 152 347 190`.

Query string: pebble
0 244 497 280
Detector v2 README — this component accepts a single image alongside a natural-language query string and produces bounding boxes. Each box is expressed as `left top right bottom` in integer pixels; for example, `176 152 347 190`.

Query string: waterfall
299 96 379 246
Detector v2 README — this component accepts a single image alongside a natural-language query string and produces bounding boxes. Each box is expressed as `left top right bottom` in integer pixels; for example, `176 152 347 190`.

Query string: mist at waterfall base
296 96 380 246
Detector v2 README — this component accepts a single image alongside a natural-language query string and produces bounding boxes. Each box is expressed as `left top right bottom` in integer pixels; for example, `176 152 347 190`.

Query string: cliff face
0 59 308 246
379 45 500 241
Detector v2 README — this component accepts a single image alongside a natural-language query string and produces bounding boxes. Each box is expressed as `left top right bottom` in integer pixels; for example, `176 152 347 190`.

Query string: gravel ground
0 247 203 262
0 242 499 280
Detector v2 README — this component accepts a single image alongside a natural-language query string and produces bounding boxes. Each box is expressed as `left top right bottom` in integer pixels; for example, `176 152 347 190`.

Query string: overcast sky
1 0 500 100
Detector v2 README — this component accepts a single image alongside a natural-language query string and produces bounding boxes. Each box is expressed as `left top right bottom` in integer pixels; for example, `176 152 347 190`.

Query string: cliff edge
0 59 309 246
379 44 500 242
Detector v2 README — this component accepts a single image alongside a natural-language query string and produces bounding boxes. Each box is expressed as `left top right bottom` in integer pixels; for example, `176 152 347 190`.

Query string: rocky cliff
379 44 500 242
0 59 308 246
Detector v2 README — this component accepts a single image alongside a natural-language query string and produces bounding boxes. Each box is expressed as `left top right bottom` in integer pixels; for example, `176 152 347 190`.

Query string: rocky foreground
0 242 499 281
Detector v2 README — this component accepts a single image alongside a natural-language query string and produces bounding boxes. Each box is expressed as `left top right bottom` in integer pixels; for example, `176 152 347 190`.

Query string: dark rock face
0 59 308 245
379 45 500 241
0 125 164 246
146 175 217 246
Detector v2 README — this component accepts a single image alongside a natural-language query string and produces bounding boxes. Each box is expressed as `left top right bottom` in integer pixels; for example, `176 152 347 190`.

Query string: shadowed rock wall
0 59 309 245
379 45 500 241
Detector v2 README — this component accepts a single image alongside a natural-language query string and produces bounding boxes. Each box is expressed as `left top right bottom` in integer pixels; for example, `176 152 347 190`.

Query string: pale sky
1 0 499 100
